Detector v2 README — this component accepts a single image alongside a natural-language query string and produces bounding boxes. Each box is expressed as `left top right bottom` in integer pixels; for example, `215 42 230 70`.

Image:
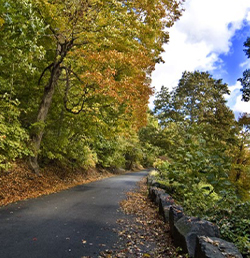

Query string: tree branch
38 63 53 85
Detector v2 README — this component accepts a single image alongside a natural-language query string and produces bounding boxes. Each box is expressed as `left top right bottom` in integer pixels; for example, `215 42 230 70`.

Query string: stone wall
147 175 243 258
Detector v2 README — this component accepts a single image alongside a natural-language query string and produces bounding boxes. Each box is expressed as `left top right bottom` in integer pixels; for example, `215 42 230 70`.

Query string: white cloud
247 11 250 21
226 81 250 116
233 95 250 113
226 82 250 116
240 60 250 68
151 0 250 113
229 81 242 94
176 0 249 50
226 81 242 112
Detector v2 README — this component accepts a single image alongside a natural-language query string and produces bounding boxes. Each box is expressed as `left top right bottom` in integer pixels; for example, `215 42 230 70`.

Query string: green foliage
156 124 233 191
94 136 127 168
154 131 249 254
0 0 49 128
0 94 30 170
139 112 164 166
140 142 162 167
207 195 250 256
238 37 250 102
243 37 250 59
29 121 46 136
229 113 250 199
238 69 250 102
154 72 237 143
67 143 98 169
181 182 219 217
94 134 144 169
0 0 185 173
153 158 170 172
156 160 250 256
42 132 98 169
150 71 250 255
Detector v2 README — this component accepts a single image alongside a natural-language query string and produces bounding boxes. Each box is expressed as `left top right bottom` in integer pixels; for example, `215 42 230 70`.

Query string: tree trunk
29 63 61 175
29 39 74 174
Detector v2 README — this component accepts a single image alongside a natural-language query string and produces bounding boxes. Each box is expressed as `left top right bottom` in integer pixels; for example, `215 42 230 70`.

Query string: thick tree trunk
29 64 61 175
29 40 74 174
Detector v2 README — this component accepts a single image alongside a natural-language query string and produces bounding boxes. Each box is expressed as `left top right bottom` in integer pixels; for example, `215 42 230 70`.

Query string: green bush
94 135 144 169
0 93 30 170
207 197 250 257
156 160 250 256
41 131 98 169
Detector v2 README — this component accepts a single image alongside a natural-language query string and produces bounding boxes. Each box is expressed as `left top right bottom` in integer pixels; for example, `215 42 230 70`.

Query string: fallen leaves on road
99 178 188 258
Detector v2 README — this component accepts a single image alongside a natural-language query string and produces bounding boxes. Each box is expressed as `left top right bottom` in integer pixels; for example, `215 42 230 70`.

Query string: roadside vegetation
150 70 250 256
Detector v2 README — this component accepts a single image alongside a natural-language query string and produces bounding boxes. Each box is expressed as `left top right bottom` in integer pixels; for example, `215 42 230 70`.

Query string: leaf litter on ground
0 160 114 207
99 178 188 258
1 163 188 257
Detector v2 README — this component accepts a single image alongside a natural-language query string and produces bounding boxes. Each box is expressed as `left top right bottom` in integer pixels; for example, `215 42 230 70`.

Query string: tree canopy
238 37 250 102
154 71 237 144
146 71 250 255
0 0 184 173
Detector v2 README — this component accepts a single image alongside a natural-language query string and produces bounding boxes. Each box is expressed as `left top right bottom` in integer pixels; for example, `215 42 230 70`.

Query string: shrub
156 160 250 256
0 93 30 170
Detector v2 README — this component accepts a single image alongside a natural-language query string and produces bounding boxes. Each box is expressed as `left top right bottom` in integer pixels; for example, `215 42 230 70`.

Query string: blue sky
151 0 250 117
216 24 249 85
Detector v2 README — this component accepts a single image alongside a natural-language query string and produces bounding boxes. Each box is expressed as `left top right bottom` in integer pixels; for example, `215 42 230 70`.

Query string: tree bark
29 63 61 175
29 39 74 174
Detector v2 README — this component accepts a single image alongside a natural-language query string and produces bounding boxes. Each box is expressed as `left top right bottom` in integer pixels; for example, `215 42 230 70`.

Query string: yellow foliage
149 170 159 177
0 17 4 27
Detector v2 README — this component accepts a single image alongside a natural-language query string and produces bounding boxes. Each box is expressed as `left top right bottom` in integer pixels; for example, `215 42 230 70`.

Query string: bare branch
38 63 53 85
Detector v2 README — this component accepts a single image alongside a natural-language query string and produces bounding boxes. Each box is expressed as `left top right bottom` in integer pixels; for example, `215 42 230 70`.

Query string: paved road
0 170 150 258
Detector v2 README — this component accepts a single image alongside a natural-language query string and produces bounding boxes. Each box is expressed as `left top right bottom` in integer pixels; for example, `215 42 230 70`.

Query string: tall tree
154 86 173 125
152 71 242 194
28 0 183 174
238 69 250 102
0 0 184 174
0 0 47 101
155 71 237 143
238 37 250 102
232 113 250 190
0 0 48 169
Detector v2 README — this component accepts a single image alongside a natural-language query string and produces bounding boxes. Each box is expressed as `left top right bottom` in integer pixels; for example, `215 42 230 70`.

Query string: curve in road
0 169 150 258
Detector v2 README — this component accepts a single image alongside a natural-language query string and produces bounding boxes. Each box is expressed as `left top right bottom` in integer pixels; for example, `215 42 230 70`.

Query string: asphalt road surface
0 170 150 258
